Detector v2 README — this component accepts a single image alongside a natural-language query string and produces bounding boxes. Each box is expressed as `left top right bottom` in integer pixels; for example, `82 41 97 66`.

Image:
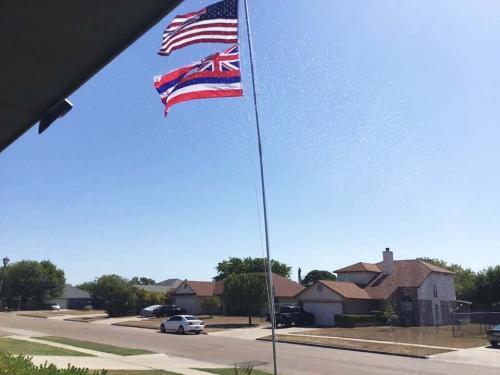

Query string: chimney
383 247 394 275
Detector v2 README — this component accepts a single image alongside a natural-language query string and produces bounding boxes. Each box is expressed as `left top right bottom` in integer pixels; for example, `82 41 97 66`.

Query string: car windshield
494 325 500 331
184 316 198 321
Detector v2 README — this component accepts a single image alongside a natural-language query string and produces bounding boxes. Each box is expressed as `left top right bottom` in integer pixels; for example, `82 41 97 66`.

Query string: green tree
474 266 500 310
3 260 65 309
418 257 478 301
202 296 221 317
223 273 267 324
135 289 167 310
214 257 291 281
302 270 336 286
86 275 138 317
129 276 156 285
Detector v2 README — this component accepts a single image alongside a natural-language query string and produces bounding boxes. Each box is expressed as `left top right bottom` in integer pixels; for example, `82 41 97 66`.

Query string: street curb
256 337 431 359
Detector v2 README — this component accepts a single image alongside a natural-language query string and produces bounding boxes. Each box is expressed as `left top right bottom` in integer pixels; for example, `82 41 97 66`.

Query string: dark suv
154 305 186 318
270 305 315 327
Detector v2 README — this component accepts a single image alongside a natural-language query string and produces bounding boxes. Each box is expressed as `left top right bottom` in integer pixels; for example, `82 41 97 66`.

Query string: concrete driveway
431 346 500 368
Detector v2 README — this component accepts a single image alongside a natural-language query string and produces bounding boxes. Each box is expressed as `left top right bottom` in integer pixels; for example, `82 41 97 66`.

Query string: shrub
0 352 106 375
135 289 166 310
334 314 379 323
202 296 221 317
381 304 399 326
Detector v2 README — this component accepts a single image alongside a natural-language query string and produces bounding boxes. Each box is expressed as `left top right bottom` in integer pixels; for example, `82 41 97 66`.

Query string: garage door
303 301 343 326
174 296 201 315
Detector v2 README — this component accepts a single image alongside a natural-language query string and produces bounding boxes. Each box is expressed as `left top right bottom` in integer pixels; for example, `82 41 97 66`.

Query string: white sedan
160 315 204 335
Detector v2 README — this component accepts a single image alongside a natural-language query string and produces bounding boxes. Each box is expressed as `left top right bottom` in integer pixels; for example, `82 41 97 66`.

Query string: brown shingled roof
271 273 305 297
319 280 372 299
334 262 381 273
176 274 304 298
365 260 454 300
177 281 216 297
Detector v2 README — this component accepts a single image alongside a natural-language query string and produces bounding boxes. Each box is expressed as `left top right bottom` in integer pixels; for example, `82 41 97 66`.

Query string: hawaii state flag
154 44 243 115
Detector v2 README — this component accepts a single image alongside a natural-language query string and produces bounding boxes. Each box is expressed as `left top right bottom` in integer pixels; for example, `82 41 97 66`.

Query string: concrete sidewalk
8 335 228 375
45 312 108 321
209 325 310 340
430 346 500 368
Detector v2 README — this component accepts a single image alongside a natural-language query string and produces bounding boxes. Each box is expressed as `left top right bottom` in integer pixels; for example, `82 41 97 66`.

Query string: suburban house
133 278 181 295
46 284 92 309
172 280 224 315
172 274 304 315
296 248 456 326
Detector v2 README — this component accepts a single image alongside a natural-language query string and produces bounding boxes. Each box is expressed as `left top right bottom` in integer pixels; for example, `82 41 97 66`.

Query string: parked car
487 324 500 347
160 315 204 334
269 305 315 327
140 304 186 318
46 303 61 311
153 305 186 318
140 304 163 317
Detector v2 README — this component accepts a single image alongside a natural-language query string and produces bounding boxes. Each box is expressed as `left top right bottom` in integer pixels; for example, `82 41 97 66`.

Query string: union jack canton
154 44 243 116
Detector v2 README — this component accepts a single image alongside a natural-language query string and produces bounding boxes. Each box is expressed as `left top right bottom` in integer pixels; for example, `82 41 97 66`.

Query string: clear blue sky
2 1 500 285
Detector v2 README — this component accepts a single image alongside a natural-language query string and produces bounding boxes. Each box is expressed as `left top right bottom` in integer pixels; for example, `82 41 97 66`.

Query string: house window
316 284 323 293
433 284 438 298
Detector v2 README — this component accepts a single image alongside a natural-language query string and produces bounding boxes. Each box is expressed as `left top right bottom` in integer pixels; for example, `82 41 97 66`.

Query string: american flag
154 45 243 115
158 0 238 56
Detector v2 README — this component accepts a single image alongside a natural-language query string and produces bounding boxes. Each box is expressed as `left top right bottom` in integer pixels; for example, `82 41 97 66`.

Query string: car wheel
160 324 166 333
491 341 498 347
195 331 201 335
178 325 185 335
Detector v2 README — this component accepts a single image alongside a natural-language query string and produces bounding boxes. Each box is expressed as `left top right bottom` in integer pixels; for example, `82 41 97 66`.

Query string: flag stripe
154 44 242 115
162 26 238 47
159 37 239 56
166 89 243 111
164 33 238 52
158 0 238 56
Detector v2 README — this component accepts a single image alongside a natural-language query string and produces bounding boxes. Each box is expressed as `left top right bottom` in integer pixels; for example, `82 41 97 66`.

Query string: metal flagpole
242 0 278 374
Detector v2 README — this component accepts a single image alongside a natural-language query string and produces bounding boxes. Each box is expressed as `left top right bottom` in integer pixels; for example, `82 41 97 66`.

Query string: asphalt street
0 313 499 375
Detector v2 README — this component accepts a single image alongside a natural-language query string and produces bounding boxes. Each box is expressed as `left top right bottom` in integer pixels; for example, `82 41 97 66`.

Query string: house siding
337 272 379 285
343 299 380 315
297 284 343 302
417 274 456 325
384 288 419 326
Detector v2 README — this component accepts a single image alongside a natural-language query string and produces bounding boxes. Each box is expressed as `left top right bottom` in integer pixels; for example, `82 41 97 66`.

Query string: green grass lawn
0 338 92 356
38 336 154 356
193 369 273 375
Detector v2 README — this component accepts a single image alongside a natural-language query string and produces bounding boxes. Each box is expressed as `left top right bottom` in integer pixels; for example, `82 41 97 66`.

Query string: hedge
0 352 106 375
334 314 379 323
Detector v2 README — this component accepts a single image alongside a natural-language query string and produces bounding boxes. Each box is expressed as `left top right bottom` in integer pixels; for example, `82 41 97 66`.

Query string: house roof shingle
334 262 381 273
59 284 90 299
319 280 372 299
182 281 217 297
175 274 304 298
364 260 454 300
271 273 305 297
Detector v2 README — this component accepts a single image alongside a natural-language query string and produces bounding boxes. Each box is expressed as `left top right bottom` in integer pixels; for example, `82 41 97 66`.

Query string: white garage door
174 296 202 315
303 301 343 326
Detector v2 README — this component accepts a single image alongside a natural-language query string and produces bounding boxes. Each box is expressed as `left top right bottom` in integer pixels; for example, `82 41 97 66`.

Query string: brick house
296 248 456 326
172 273 304 315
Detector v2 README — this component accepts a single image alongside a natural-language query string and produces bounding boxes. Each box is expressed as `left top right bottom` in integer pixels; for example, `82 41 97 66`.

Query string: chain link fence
451 312 500 337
